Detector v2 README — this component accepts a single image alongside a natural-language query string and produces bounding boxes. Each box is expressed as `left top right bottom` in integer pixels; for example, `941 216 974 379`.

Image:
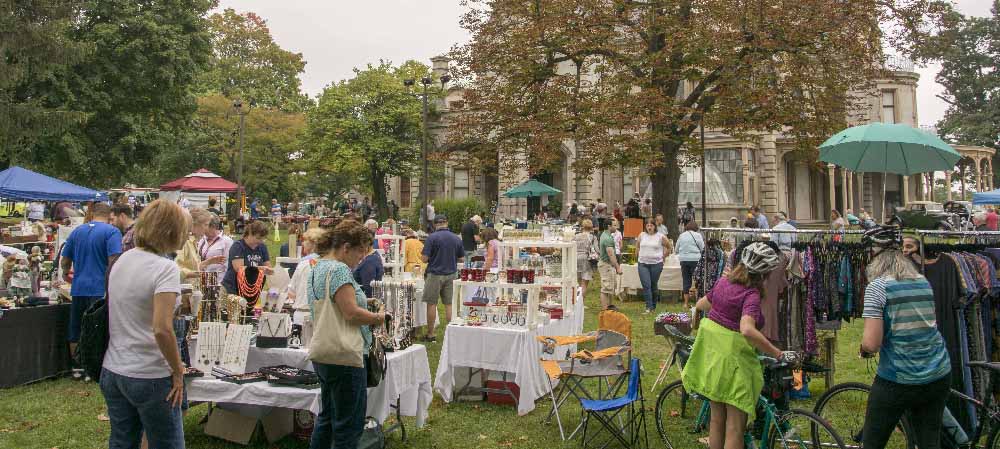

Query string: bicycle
653 326 846 449
814 361 1000 449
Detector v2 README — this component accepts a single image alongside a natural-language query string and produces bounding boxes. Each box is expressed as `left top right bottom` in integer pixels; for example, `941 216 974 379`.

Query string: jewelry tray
259 365 319 384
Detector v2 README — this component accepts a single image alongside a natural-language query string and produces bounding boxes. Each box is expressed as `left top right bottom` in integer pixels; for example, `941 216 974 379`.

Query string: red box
548 308 563 320
486 380 520 406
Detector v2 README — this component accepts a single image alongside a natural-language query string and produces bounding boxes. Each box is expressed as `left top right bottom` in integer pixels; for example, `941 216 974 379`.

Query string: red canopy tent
159 169 238 192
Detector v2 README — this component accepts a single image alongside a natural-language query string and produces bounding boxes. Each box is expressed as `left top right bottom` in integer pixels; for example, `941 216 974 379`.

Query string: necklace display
372 280 415 351
220 324 253 374
236 266 265 306
195 322 227 367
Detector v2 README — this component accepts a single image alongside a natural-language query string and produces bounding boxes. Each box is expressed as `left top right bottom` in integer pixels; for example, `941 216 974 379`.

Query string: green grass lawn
0 251 880 448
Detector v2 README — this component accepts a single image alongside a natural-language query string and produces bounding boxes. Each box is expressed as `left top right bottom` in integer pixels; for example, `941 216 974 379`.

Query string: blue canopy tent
973 189 1000 206
0 166 107 202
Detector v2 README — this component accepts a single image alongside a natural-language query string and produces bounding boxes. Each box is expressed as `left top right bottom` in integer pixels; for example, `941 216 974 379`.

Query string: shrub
405 198 488 233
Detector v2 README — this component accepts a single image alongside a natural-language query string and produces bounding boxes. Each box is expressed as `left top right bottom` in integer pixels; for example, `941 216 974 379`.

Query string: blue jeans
99 368 184 449
310 360 368 449
637 262 664 311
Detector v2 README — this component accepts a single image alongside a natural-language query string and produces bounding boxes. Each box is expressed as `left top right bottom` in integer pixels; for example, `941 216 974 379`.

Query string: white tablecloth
620 255 682 291
187 344 432 427
433 298 585 416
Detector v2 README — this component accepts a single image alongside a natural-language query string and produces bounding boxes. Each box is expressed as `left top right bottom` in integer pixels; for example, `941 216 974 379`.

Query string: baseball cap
433 215 449 224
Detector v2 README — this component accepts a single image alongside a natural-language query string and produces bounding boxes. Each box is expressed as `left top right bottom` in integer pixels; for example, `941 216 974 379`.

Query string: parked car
944 200 977 230
890 201 958 230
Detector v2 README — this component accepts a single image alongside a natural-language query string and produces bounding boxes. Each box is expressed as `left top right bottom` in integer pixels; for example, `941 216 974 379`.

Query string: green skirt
681 318 763 418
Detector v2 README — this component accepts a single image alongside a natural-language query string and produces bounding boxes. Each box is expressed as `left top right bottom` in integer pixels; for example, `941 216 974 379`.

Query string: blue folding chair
580 357 648 449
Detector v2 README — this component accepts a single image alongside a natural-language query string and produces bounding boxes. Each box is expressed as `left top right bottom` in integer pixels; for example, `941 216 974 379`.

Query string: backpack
77 297 109 381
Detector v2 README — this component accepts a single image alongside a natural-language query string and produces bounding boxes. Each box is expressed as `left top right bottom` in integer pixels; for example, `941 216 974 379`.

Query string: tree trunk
371 167 389 222
651 141 683 240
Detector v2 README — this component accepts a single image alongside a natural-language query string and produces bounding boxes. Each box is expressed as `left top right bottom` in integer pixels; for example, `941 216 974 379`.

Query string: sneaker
84 375 92 382
71 369 83 380
642 309 651 315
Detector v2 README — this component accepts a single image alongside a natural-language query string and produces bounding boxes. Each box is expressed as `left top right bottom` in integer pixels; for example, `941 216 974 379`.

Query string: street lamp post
404 75 450 232
233 99 255 214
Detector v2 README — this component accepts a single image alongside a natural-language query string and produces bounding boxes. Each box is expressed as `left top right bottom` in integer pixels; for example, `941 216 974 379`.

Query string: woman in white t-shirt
100 200 188 448
637 218 672 314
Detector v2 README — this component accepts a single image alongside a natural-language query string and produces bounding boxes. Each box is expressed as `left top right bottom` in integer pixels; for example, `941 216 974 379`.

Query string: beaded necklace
236 266 265 304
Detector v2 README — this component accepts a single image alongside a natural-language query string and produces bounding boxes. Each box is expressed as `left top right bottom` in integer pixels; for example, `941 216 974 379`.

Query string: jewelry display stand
256 312 290 348
220 324 253 374
376 234 406 275
371 280 416 351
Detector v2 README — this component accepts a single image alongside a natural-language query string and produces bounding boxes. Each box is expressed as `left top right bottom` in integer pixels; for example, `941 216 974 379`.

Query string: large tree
916 2 999 181
0 0 88 162
199 8 310 111
17 0 214 187
304 62 426 220
449 0 949 236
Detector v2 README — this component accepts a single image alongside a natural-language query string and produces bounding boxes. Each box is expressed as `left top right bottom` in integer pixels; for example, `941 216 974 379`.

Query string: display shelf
450 280 541 329
376 234 406 277
497 240 577 294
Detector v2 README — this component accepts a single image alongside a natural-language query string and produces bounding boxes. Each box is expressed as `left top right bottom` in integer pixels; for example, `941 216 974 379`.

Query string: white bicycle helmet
741 242 780 274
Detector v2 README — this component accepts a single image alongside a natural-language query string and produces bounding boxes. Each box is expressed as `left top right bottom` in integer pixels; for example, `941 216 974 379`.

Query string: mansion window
400 176 411 208
453 169 470 199
678 149 748 205
881 90 896 124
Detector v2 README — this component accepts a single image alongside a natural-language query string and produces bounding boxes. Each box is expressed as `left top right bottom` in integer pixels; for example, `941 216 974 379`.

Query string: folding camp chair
581 357 648 449
539 337 631 440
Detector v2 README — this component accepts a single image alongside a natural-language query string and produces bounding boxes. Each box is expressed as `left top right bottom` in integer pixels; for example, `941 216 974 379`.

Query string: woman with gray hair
859 227 951 449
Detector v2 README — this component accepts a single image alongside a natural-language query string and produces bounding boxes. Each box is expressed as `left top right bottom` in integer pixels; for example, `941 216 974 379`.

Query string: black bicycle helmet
864 225 902 248
740 242 781 275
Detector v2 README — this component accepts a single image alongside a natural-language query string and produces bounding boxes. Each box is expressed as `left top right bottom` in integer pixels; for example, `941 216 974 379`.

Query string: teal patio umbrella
819 123 962 222
503 179 562 198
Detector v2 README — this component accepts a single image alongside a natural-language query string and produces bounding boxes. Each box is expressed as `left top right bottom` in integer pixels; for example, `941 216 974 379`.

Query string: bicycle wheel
655 380 709 449
767 408 846 449
813 382 911 449
987 420 1000 449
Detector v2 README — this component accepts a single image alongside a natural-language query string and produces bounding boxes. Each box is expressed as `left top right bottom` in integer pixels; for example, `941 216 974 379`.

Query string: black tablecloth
0 304 71 388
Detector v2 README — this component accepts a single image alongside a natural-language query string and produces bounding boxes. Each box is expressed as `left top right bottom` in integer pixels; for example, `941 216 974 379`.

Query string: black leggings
862 374 951 449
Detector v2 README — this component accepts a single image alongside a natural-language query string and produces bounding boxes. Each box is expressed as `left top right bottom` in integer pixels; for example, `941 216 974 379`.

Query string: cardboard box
204 405 294 445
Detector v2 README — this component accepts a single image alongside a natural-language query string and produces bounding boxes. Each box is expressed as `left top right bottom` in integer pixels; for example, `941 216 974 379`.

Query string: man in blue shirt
753 206 770 229
60 202 123 379
420 215 464 342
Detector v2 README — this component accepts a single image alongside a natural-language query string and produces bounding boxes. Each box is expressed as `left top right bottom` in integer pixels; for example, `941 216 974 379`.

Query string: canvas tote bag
308 268 364 367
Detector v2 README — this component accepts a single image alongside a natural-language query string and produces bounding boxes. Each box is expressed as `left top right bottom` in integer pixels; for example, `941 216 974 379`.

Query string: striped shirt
863 276 950 384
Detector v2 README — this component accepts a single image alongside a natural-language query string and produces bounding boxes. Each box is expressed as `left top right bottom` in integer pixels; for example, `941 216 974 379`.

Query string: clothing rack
915 230 1000 272
700 227 868 235
698 227 867 295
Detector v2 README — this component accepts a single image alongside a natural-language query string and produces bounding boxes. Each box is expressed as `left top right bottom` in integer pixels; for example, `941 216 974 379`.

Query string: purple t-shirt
706 277 764 332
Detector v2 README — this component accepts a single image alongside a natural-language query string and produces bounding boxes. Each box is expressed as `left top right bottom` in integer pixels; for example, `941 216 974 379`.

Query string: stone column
827 164 836 219
857 172 864 212
741 147 751 207
846 170 854 212
840 169 848 213
946 171 953 201
758 134 779 215
902 175 910 205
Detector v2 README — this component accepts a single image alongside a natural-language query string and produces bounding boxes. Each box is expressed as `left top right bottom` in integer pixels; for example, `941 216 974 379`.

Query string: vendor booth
0 166 107 387
159 169 237 213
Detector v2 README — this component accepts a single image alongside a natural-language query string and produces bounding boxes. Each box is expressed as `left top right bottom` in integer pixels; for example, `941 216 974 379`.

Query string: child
10 253 32 298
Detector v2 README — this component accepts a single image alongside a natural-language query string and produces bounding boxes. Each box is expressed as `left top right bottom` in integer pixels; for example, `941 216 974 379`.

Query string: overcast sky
218 0 992 128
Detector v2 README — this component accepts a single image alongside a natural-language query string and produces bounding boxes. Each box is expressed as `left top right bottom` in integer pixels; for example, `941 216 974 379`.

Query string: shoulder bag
365 306 388 387
78 297 109 381
307 268 365 368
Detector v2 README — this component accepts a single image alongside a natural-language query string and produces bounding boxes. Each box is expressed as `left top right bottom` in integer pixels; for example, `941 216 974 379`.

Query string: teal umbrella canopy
818 123 961 176
503 179 562 198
